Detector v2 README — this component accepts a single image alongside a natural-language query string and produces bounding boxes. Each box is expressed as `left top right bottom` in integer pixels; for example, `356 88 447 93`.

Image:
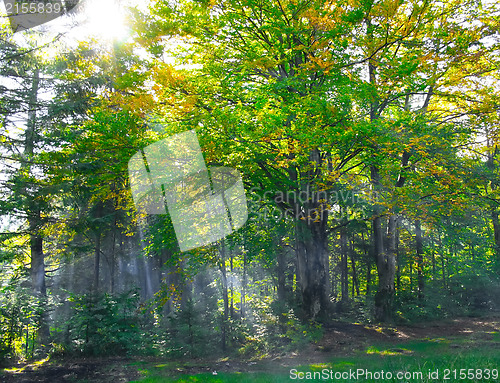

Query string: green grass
130 337 500 383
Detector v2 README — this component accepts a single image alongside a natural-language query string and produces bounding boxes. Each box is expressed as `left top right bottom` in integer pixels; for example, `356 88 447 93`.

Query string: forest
0 0 499 381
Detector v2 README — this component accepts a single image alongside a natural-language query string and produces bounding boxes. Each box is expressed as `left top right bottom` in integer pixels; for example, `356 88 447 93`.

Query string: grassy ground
131 332 500 382
1 316 499 382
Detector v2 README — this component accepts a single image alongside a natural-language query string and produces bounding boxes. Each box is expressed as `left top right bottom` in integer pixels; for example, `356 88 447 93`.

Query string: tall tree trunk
277 247 287 303
415 220 424 301
431 237 436 277
230 251 234 318
92 201 104 293
367 37 396 321
410 257 413 291
180 260 192 310
362 230 371 294
372 168 396 323
219 241 229 352
29 210 45 296
109 216 117 293
241 249 246 318
340 225 349 303
396 225 401 292
492 210 500 256
280 150 331 320
93 233 101 292
295 217 330 320
442 254 447 289
25 68 50 343
487 142 500 260
349 239 360 296
29 209 49 342
26 67 43 295
439 234 447 289
366 260 372 295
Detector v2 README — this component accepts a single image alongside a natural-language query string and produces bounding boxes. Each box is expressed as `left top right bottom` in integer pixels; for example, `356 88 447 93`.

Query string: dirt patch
241 316 500 368
395 316 500 340
0 357 141 383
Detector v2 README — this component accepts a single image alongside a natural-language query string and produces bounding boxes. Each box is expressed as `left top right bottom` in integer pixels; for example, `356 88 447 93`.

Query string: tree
130 0 373 319
0 34 54 343
355 0 499 321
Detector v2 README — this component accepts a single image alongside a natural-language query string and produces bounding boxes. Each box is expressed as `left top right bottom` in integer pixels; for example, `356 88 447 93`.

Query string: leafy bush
0 286 47 363
162 298 219 358
59 289 145 356
394 274 500 323
236 296 323 356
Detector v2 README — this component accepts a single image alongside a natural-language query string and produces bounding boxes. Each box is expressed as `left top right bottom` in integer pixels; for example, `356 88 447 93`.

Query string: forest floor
1 315 499 382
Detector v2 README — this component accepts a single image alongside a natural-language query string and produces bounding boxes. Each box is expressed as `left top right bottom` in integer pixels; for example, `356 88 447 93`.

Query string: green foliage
163 299 220 358
394 275 500 323
57 290 145 356
236 296 323 356
334 296 376 324
447 275 500 316
0 286 47 363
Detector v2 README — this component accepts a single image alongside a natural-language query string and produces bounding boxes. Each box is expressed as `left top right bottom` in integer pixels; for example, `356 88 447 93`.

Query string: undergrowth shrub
394 274 500 323
0 286 47 363
163 298 219 358
57 289 145 356
236 296 323 357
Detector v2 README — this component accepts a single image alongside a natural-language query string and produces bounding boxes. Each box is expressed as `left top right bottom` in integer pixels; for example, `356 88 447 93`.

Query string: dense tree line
0 0 499 362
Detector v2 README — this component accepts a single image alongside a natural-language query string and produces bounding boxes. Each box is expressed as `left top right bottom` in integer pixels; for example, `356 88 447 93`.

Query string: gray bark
295 217 330 319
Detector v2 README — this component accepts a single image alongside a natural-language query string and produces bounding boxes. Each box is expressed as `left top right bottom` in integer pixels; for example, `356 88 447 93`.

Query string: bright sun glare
0 0 136 41
76 0 130 41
